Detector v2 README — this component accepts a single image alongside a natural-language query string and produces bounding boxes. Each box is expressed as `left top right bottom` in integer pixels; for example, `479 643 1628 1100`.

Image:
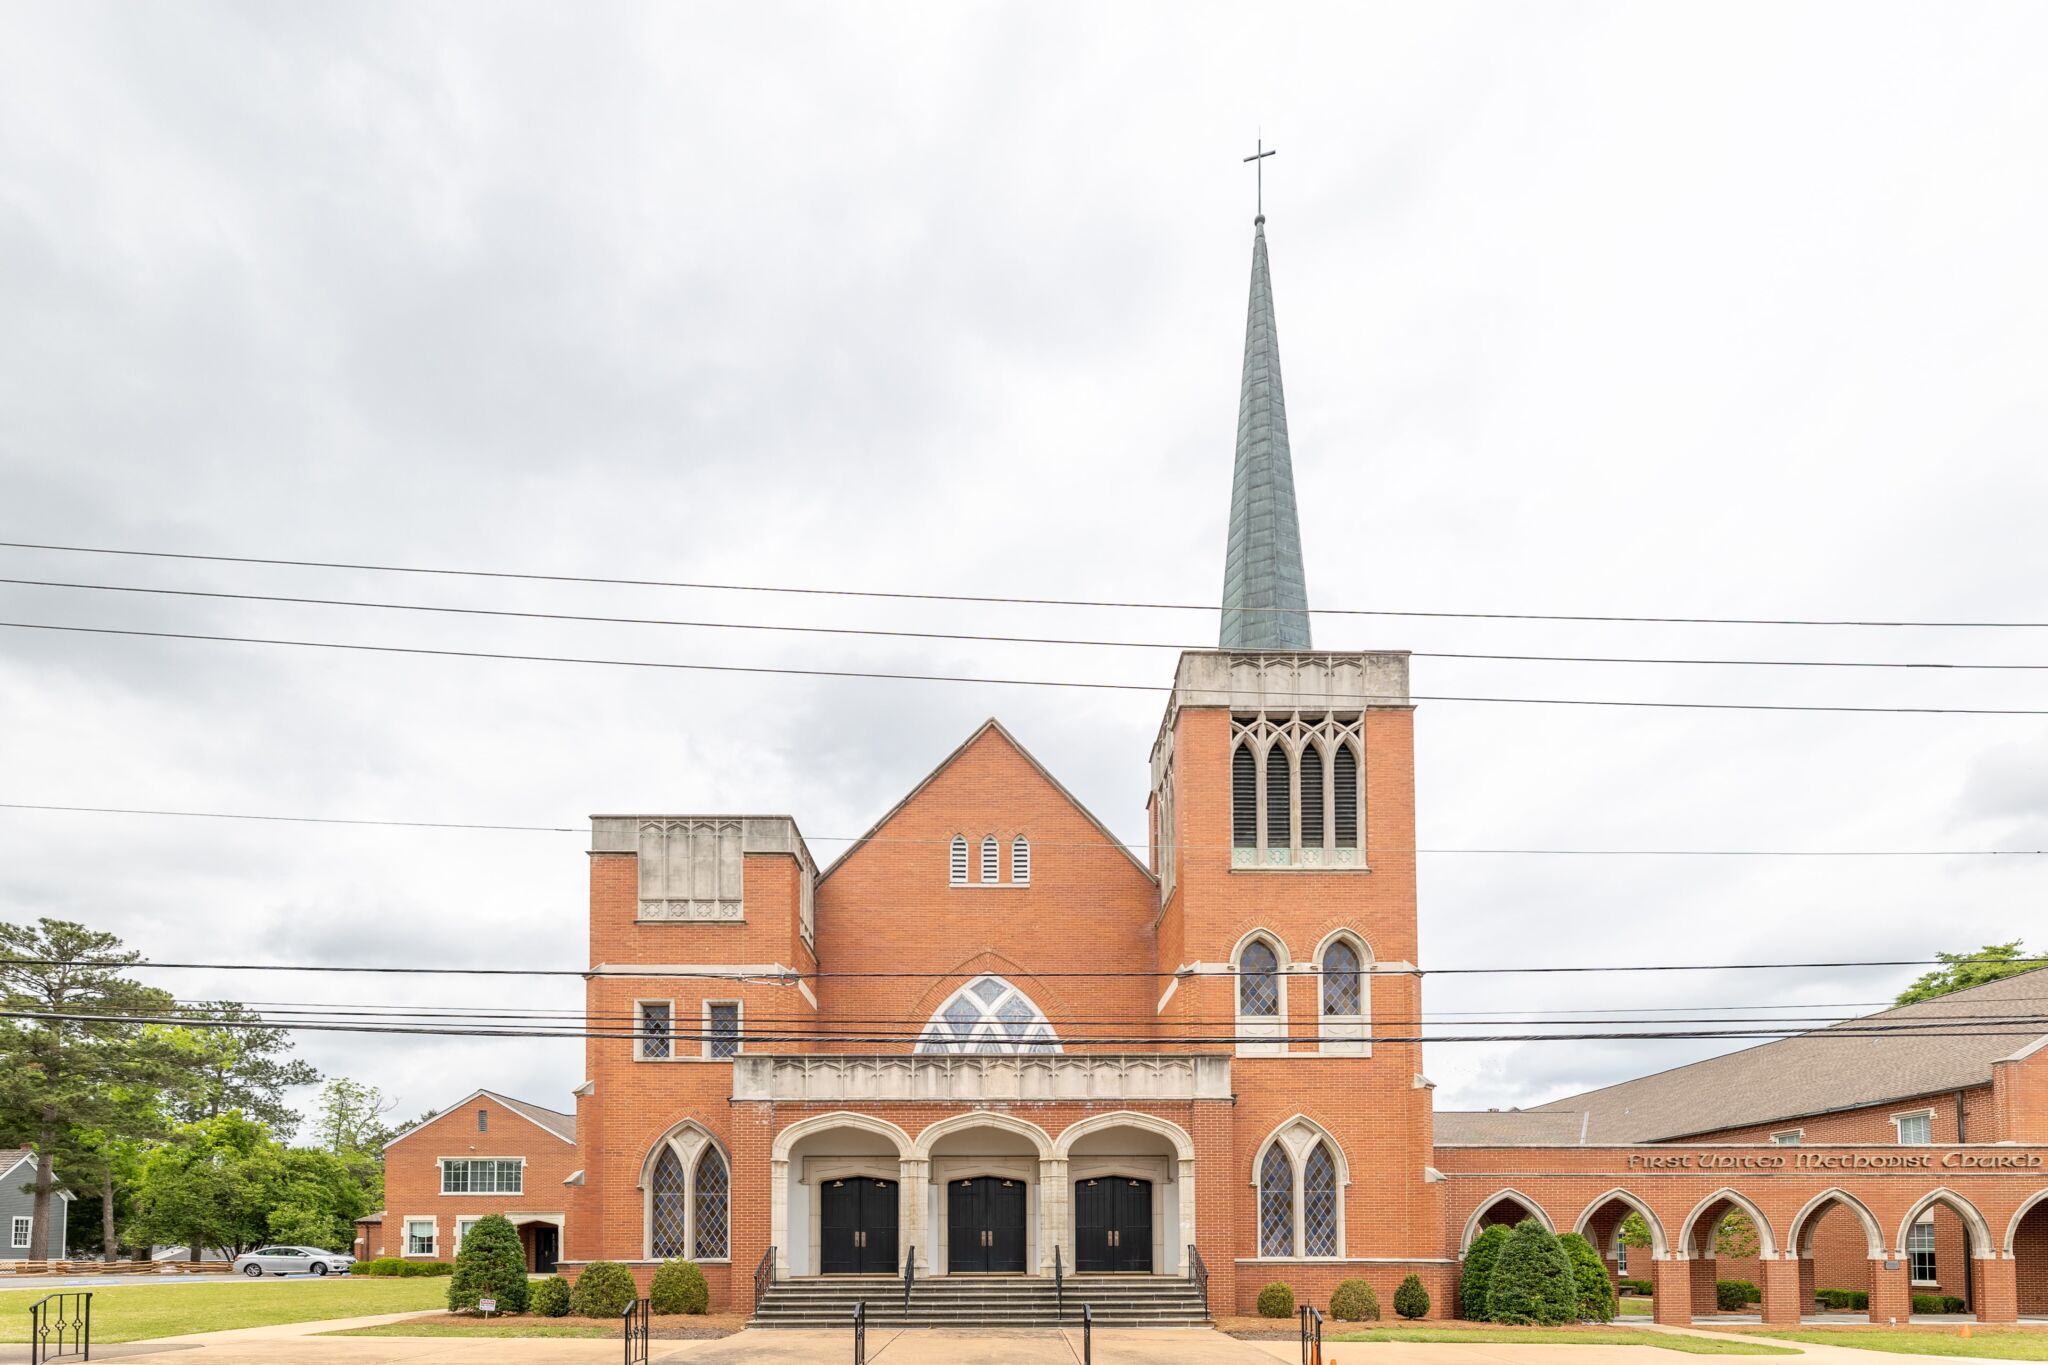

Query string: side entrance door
947 1176 1027 1273
820 1177 899 1274
1074 1177 1153 1273
532 1225 559 1274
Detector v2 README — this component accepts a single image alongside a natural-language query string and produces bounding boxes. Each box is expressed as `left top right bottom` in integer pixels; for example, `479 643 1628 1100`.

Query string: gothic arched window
1238 939 1279 1017
1012 835 1031 885
1321 940 1361 1016
1333 745 1359 847
1259 1144 1294 1257
693 1146 729 1259
980 836 1000 883
1299 742 1325 846
650 1146 687 1258
1303 1143 1339 1256
1264 745 1292 847
916 975 1060 1054
1231 744 1257 848
949 835 968 885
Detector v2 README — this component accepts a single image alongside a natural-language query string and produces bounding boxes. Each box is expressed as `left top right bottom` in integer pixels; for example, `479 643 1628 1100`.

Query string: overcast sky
3 1 2046 1132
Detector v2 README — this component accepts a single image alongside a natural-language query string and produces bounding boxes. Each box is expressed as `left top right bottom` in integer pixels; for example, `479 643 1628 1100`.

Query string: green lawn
0 1278 446 1343
1621 1295 1656 1314
1328 1327 1796 1354
1713 1327 2048 1359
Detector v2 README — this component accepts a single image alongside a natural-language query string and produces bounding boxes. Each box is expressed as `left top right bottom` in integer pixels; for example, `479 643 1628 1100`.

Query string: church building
385 210 2048 1326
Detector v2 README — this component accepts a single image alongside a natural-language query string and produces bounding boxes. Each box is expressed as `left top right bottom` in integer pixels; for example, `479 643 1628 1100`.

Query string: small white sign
479 1297 497 1316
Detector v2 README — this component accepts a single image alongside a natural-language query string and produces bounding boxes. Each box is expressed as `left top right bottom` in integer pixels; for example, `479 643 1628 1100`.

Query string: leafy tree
1459 1223 1512 1320
1619 1211 1651 1253
1895 941 2044 1005
1485 1218 1578 1326
314 1078 397 1154
1394 1273 1430 1320
449 1213 529 1313
1714 1210 1758 1259
1557 1231 1615 1322
156 1002 319 1137
0 919 175 1259
124 1113 284 1258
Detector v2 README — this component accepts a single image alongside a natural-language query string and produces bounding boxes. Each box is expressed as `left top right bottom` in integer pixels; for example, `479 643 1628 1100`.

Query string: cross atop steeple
1243 137 1277 220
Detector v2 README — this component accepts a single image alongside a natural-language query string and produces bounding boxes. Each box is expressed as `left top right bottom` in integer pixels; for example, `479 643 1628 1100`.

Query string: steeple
1219 215 1312 650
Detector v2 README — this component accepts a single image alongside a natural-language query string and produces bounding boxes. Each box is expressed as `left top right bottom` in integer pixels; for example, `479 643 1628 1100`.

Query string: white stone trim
1677 1189 1777 1260
1252 1115 1349 1258
1571 1189 1667 1258
1893 1188 1995 1261
1459 1190 1554 1253
735 1053 1230 1103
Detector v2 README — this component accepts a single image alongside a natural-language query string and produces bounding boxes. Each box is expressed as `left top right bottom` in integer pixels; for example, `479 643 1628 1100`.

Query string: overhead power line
6 799 2045 858
4 539 2042 629
12 619 2048 716
10 575 2048 674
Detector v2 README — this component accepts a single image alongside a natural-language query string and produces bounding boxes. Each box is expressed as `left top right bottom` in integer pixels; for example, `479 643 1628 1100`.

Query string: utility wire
6 800 2044 859
4 539 2042 630
11 574 2048 674
12 619 2048 716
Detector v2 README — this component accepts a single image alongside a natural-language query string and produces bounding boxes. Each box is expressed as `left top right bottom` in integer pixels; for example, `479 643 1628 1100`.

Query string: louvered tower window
1299 743 1325 846
1333 746 1359 846
1238 939 1279 1016
1264 746 1291 847
1231 744 1257 848
1258 1145 1294 1257
949 835 968 884
980 836 999 883
1011 835 1030 885
694 1146 730 1259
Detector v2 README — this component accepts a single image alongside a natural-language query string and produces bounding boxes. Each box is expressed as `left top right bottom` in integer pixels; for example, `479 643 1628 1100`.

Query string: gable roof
1523 971 2048 1143
818 718 1153 883
383 1089 576 1151
0 1148 75 1199
1435 1110 1590 1146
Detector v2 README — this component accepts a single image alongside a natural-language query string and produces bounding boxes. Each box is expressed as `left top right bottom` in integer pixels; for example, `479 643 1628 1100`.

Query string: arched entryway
914 1113 1053 1277
1055 1113 1195 1276
771 1113 913 1278
1786 1189 1884 1323
1460 1190 1552 1253
1575 1190 1664 1313
1894 1189 1993 1319
1677 1191 1775 1322
2006 1191 2048 1319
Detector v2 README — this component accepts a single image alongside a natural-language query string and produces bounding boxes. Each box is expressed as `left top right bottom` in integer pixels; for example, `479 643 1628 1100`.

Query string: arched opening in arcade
1894 1190 1993 1320
1679 1191 1775 1321
1575 1191 1663 1309
1058 1115 1193 1276
1461 1191 1550 1253
1785 1189 1884 1324
2008 1192 2048 1319
919 1114 1053 1277
776 1115 912 1278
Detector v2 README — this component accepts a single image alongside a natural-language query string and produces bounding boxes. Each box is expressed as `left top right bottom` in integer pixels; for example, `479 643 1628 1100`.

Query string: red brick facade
366 1091 579 1272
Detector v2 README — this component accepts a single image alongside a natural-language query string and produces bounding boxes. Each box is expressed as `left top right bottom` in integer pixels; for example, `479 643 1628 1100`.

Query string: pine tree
1459 1223 1512 1320
1557 1231 1615 1322
1485 1218 1578 1326
448 1214 530 1314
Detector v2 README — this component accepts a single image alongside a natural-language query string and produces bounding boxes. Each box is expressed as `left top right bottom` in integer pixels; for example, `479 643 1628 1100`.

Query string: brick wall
377 1095 579 1268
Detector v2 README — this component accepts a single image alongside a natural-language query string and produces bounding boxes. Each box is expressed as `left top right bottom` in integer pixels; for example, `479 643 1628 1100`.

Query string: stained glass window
639 1002 671 1060
1259 1145 1293 1257
707 1002 740 1060
916 975 1060 1054
1321 941 1362 1016
1303 1144 1338 1255
1239 940 1279 1017
650 1147 687 1257
695 1147 730 1259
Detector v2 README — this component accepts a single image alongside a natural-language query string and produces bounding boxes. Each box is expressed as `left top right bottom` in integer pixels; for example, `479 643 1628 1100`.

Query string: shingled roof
1435 1109 1591 1146
1516 971 2048 1143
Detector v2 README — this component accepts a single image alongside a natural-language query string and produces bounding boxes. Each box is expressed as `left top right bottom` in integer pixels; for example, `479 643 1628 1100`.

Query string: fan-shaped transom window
1321 941 1362 1016
916 975 1060 1054
950 835 968 884
1238 939 1280 1016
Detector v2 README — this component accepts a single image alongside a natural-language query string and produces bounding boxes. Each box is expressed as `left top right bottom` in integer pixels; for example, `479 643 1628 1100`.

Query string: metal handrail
853 1299 867 1365
1079 1303 1093 1365
621 1296 649 1365
1300 1303 1323 1365
1187 1242 1208 1309
754 1243 777 1306
1053 1242 1064 1318
902 1245 916 1312
29 1291 90 1365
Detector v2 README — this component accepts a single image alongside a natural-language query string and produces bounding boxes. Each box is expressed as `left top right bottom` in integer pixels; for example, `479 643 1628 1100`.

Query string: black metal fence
1187 1242 1208 1311
621 1295 649 1365
754 1244 777 1305
30 1292 91 1365
1299 1303 1323 1365
853 1298 867 1364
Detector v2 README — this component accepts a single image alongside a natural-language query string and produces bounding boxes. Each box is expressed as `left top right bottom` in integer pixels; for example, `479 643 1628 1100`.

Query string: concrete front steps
750 1273 1211 1328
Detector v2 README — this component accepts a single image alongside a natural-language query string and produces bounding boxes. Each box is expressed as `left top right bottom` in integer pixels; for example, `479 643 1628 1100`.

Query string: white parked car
232 1245 356 1277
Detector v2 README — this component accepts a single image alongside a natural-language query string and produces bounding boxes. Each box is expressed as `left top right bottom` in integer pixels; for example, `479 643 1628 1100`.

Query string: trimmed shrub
1911 1294 1966 1314
1557 1232 1614 1322
355 1257 452 1277
531 1275 572 1318
448 1214 529 1314
1393 1274 1430 1320
1484 1218 1578 1327
1715 1279 1759 1312
570 1261 640 1318
1618 1278 1653 1297
1815 1288 1869 1311
649 1258 710 1315
1459 1223 1512 1320
1329 1279 1379 1322
1256 1282 1295 1319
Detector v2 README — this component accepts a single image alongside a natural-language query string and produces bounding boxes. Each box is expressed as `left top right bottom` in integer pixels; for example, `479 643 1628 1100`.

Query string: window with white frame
1317 936 1368 1056
638 1001 672 1060
915 975 1060 1054
1770 1130 1803 1146
1253 1121 1347 1258
647 1126 732 1261
949 835 968 885
1895 1111 1933 1145
705 1001 741 1059
1235 935 1285 1056
441 1158 523 1194
404 1218 436 1257
1614 1237 1629 1277
454 1216 482 1254
10 1216 29 1249
980 835 999 883
1012 835 1030 885
1907 1219 1937 1283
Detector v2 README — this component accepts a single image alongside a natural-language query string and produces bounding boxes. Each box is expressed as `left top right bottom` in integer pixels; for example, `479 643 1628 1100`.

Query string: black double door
948 1176 1027 1273
820 1177 899 1274
1074 1177 1153 1273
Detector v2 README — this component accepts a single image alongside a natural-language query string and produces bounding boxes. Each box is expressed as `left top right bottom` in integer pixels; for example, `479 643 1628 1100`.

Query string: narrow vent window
950 835 968 885
1012 835 1030 885
1264 746 1292 847
1333 745 1359 846
1231 744 1257 848
980 836 999 883
1299 745 1325 846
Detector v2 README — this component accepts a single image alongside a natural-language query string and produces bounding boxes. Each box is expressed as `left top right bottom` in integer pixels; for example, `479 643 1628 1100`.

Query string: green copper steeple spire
1219 214 1312 651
